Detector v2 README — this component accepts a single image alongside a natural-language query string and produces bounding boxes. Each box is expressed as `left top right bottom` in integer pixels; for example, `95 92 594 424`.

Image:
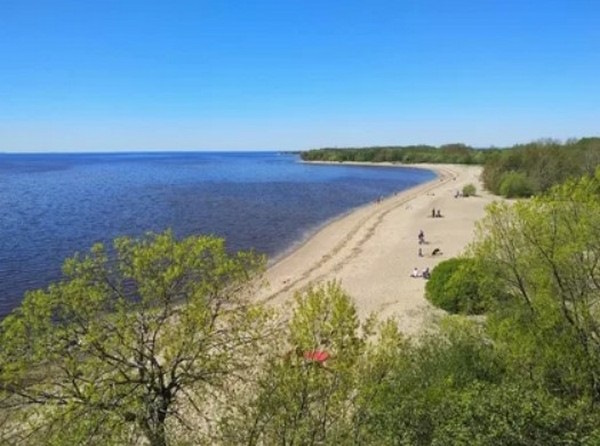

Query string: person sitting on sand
435 209 442 218
432 208 436 218
422 267 431 279
432 248 441 256
411 267 420 278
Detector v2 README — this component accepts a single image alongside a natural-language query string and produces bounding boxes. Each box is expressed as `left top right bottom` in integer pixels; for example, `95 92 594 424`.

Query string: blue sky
1 0 599 151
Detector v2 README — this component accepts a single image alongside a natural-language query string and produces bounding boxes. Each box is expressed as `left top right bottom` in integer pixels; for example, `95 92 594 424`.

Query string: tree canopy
471 171 600 402
0 231 273 446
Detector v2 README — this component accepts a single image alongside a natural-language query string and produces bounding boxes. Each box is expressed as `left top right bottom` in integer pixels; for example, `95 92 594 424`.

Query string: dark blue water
0 152 435 316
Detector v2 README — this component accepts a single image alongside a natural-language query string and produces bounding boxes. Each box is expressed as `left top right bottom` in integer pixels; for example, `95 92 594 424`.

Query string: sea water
0 151 435 316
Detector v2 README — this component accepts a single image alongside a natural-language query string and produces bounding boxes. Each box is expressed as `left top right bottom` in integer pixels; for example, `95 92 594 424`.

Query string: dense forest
481 137 600 196
302 137 600 197
301 143 491 165
3 170 600 445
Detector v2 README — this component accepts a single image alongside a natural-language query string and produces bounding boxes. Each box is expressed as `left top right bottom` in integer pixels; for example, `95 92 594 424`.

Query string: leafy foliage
301 143 491 164
425 258 489 314
472 172 600 401
498 171 534 197
219 281 374 445
0 231 272 446
482 137 600 197
462 183 477 197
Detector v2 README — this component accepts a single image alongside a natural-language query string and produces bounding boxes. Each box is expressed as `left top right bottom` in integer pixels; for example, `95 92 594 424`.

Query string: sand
255 163 497 335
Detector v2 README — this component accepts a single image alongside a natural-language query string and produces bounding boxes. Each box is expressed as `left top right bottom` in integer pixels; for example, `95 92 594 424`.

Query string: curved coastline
258 162 495 335
267 162 439 267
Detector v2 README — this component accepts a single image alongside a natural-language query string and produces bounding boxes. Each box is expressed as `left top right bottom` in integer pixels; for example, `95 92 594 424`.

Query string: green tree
0 231 273 446
472 174 600 401
425 258 491 314
432 382 600 445
498 171 534 197
219 281 374 445
462 183 477 197
355 317 503 445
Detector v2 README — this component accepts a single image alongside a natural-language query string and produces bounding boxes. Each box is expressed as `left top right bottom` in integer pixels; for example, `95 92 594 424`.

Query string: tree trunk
140 396 170 446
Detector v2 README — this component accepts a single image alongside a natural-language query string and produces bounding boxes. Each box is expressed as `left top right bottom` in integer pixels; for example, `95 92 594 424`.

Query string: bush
425 258 486 314
499 171 534 197
462 183 477 197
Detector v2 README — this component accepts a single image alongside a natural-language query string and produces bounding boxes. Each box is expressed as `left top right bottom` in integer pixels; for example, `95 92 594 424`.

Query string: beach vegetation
471 173 600 402
462 183 477 197
219 281 374 445
301 143 491 165
425 258 489 314
498 171 534 197
0 231 274 446
481 137 600 197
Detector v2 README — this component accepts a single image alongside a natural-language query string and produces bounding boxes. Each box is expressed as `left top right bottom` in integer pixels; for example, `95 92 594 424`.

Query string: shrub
462 183 477 197
425 258 486 314
499 171 534 197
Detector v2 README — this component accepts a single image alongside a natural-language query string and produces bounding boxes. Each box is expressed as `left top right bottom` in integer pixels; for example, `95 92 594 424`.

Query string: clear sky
1 0 599 152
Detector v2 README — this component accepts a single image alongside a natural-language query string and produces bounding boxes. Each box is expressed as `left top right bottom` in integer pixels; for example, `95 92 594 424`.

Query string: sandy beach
257 163 497 335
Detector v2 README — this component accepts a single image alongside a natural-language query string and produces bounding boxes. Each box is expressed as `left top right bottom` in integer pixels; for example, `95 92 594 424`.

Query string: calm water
0 152 435 316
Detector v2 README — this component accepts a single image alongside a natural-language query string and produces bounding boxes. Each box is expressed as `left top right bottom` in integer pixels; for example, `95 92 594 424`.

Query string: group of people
412 209 445 279
412 230 432 280
411 266 430 279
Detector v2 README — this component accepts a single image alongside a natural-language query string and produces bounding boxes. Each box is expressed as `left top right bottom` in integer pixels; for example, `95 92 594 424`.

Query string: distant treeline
482 137 600 197
301 137 600 197
301 143 490 164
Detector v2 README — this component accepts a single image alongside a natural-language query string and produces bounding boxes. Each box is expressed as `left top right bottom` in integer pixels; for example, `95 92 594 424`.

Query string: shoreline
267 161 441 268
257 162 495 335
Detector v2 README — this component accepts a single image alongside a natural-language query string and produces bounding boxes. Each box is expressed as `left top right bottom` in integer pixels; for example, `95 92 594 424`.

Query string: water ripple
0 152 435 317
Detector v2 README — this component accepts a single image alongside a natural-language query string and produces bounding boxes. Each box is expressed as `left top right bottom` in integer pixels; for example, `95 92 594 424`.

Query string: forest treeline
301 143 489 164
482 137 600 196
3 170 600 445
302 137 600 197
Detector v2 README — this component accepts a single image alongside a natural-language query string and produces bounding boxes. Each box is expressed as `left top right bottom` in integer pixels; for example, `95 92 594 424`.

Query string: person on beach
435 209 442 218
422 267 430 279
432 208 436 218
418 247 423 257
418 230 425 244
411 267 420 278
432 248 441 256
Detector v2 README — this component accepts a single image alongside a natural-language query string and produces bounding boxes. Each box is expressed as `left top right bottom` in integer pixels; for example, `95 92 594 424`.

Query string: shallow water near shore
0 151 435 316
